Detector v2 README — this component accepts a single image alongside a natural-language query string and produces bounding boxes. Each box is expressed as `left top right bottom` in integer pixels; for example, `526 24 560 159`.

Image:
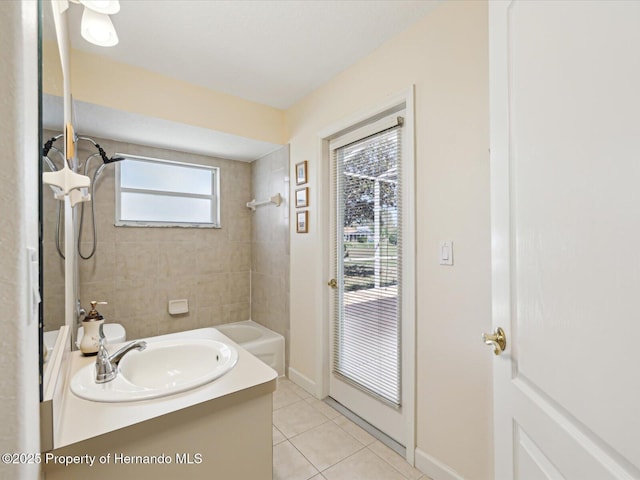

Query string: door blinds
332 119 402 407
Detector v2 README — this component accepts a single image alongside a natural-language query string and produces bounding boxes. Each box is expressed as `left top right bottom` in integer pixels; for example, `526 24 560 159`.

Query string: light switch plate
439 241 453 266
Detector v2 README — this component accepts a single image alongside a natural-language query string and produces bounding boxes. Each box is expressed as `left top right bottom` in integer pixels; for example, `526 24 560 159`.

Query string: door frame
314 86 416 464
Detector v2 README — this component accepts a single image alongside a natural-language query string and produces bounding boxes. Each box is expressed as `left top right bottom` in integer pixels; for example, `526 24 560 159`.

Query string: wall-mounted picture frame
295 160 308 185
296 210 308 233
295 187 309 208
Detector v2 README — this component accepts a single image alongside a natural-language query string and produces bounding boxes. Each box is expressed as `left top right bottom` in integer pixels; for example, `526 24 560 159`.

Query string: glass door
329 114 405 444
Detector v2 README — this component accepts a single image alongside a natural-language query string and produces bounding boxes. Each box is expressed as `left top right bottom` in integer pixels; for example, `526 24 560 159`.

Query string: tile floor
272 378 432 480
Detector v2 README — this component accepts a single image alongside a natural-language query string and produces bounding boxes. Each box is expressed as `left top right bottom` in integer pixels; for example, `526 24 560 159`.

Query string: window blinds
332 120 402 407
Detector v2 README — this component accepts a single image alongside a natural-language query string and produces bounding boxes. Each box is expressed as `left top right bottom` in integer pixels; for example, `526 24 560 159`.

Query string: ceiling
44 0 440 160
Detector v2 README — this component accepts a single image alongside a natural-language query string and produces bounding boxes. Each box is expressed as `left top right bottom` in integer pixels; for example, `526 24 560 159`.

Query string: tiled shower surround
250 146 291 370
43 132 252 339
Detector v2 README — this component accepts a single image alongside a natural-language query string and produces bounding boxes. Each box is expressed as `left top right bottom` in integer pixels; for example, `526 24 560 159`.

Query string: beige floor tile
304 397 341 419
274 386 305 410
322 448 406 480
273 441 319 480
368 441 423 480
332 415 376 446
309 475 327 480
281 378 313 399
273 426 287 446
273 400 331 438
290 421 364 471
278 378 295 389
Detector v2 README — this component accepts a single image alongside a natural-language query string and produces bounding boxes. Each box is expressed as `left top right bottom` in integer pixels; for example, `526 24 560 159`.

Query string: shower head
95 156 125 178
75 137 122 166
96 144 110 164
95 146 125 165
104 156 125 164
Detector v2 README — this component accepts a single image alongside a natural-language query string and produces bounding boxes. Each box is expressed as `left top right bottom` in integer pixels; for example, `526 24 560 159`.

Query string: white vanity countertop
54 327 277 449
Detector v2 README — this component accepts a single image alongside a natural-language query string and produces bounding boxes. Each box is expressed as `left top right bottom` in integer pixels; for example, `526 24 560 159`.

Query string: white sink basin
70 338 238 402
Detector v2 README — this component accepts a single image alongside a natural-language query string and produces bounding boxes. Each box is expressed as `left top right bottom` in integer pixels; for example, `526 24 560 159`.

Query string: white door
489 1 640 478
328 112 408 446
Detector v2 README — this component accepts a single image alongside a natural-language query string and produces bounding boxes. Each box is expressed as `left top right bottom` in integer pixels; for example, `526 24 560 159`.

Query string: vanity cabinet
42 329 277 480
44 383 273 480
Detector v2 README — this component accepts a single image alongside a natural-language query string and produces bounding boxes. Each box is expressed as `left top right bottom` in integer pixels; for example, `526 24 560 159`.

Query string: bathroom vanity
42 328 277 480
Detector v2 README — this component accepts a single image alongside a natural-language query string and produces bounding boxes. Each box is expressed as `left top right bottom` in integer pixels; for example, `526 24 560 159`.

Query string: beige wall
0 1 41 479
42 135 253 339
42 40 63 97
285 1 492 478
68 49 286 145
250 146 290 368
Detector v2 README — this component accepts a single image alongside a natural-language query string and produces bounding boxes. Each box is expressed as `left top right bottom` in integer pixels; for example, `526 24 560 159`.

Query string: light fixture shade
79 0 120 15
81 7 119 47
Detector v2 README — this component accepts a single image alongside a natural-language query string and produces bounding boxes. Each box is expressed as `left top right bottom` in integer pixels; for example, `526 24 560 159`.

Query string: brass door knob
482 327 507 355
327 279 337 289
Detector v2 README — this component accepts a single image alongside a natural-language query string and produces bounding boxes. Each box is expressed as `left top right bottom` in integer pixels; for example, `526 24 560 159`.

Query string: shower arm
77 136 119 165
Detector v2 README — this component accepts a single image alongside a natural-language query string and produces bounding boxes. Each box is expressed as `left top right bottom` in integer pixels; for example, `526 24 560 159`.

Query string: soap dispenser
80 301 107 356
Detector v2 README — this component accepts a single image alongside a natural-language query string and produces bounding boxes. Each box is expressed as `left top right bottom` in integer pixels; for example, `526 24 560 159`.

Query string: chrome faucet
95 324 147 384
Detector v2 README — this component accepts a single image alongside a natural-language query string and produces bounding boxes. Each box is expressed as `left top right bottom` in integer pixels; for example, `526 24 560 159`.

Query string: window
115 154 220 227
331 112 403 406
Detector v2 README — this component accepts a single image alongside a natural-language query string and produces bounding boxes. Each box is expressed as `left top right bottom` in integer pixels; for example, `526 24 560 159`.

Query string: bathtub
43 330 59 363
214 320 284 377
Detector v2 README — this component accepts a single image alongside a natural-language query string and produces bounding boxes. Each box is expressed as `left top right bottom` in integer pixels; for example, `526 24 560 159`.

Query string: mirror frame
38 0 44 402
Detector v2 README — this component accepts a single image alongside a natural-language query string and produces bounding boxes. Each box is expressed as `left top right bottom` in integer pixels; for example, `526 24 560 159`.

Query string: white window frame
115 153 221 228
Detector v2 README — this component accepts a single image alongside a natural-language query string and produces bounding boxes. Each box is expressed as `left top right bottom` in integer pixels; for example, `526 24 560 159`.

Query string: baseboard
287 367 317 397
414 448 466 480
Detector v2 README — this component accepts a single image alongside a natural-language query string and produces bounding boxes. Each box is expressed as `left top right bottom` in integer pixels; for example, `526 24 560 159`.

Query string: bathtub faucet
95 324 147 383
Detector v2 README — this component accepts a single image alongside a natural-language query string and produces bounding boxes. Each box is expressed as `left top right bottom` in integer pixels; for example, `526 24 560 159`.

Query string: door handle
327 279 337 289
482 327 506 355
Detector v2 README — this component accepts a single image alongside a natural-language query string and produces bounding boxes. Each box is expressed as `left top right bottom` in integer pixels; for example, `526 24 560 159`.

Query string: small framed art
296 210 308 233
295 160 308 185
295 187 309 208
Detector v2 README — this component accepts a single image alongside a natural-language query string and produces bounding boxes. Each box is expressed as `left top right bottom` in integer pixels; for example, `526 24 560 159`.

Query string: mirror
38 2 286 389
41 17 65 318
40 0 80 398
40 0 65 398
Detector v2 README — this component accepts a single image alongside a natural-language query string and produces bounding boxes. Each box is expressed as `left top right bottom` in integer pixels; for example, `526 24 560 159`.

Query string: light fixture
67 0 120 47
81 7 119 47
79 0 120 15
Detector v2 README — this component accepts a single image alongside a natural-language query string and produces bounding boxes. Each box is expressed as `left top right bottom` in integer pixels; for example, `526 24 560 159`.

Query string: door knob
482 327 506 355
327 279 337 289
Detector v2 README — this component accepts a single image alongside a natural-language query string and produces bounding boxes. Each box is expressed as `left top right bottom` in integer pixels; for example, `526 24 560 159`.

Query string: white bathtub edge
214 321 285 378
